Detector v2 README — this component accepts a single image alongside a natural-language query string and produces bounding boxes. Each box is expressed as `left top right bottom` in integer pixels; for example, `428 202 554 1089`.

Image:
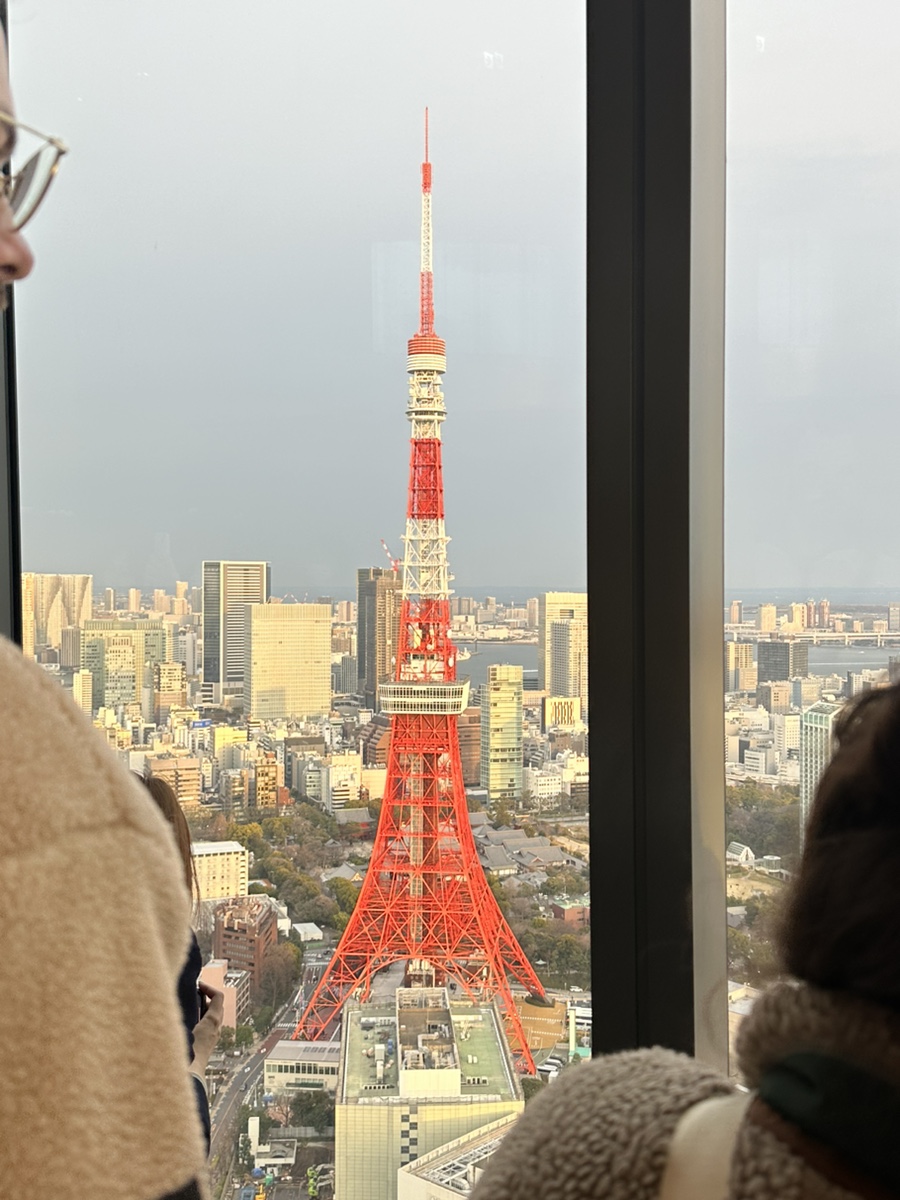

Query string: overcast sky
10 0 585 596
11 3 900 597
726 1 900 592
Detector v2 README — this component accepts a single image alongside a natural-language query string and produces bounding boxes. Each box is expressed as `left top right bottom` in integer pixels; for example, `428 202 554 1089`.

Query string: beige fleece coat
472 982 900 1199
0 636 209 1199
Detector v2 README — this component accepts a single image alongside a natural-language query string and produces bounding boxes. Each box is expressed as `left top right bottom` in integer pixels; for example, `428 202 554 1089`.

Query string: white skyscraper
201 560 271 704
480 663 524 805
538 591 588 691
244 602 331 719
549 616 589 717
800 701 842 833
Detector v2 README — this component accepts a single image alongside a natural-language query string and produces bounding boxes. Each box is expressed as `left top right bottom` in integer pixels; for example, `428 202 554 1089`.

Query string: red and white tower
294 112 544 1070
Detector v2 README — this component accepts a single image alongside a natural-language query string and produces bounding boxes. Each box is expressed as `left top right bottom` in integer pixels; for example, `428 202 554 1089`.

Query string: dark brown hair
139 774 198 902
779 684 900 1010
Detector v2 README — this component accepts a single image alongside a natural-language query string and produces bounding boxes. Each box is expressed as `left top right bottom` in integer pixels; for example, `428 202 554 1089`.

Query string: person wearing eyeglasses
0 38 211 1200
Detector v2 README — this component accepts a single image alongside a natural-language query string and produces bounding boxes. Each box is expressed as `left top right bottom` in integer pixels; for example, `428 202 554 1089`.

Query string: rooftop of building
267 1040 341 1065
398 1112 519 1194
339 986 520 1105
193 840 247 856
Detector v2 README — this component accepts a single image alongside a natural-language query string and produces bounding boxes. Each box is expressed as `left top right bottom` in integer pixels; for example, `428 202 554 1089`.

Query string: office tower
243 601 330 719
103 586 116 612
127 587 142 612
817 599 831 629
32 573 93 649
757 603 777 632
757 640 809 683
357 566 402 710
805 599 816 628
80 620 167 707
538 592 588 690
332 653 358 695
772 712 801 759
549 617 588 716
334 988 524 1200
59 625 81 669
72 669 93 716
728 599 743 624
151 588 169 614
526 596 539 628
296 124 543 1070
146 754 202 808
201 560 271 704
889 603 900 632
481 664 524 804
20 572 35 659
153 660 187 724
175 580 188 601
723 640 753 691
173 628 199 677
800 701 842 832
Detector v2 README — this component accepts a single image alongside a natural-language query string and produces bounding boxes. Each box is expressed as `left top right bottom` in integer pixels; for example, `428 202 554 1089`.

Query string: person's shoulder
0 634 175 856
473 1048 735 1200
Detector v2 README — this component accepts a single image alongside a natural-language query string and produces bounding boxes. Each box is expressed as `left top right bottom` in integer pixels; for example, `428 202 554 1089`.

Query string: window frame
0 0 728 1068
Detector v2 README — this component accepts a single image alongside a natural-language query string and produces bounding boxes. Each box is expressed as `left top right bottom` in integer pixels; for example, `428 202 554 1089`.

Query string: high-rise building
175 580 189 601
789 602 808 630
71 669 93 716
127 587 142 612
243 601 331 719
728 599 743 624
817 599 831 629
549 617 588 717
153 660 187 724
889 603 900 632
332 653 358 695
723 641 753 692
537 592 588 690
31 573 93 649
201 560 270 704
481 664 524 805
193 840 250 900
757 640 809 683
103 586 116 612
757 603 777 632
80 620 167 708
60 625 81 668
800 702 842 832
356 566 402 710
335 988 524 1200
213 896 278 986
20 572 35 659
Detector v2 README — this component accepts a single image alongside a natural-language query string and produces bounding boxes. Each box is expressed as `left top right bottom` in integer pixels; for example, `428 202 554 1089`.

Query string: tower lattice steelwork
293 113 544 1070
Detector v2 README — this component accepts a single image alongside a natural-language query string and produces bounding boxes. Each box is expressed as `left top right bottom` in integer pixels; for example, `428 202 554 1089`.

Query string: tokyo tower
293 112 545 1070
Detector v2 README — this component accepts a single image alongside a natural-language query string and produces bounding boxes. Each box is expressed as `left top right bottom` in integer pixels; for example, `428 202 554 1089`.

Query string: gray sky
726 1 900 591
10 0 585 596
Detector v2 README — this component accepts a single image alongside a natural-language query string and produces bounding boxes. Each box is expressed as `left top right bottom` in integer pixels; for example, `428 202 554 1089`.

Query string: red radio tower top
410 107 443 355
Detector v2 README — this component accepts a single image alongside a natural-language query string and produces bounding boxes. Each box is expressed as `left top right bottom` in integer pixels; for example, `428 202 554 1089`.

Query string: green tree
253 1005 274 1033
235 1023 255 1049
258 941 302 1010
521 1076 547 1102
330 877 360 916
290 1088 335 1133
217 1026 235 1053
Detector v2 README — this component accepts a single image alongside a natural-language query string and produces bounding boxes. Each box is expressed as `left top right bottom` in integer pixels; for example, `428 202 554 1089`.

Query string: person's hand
190 982 225 1076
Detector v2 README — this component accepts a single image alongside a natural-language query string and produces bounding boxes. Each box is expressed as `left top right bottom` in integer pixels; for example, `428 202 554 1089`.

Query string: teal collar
759 1052 900 1193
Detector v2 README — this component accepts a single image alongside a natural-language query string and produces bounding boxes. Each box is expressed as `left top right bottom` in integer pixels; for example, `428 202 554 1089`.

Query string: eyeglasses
0 111 68 231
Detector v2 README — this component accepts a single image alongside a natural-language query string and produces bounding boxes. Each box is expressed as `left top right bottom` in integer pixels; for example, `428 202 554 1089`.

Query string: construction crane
380 539 401 573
